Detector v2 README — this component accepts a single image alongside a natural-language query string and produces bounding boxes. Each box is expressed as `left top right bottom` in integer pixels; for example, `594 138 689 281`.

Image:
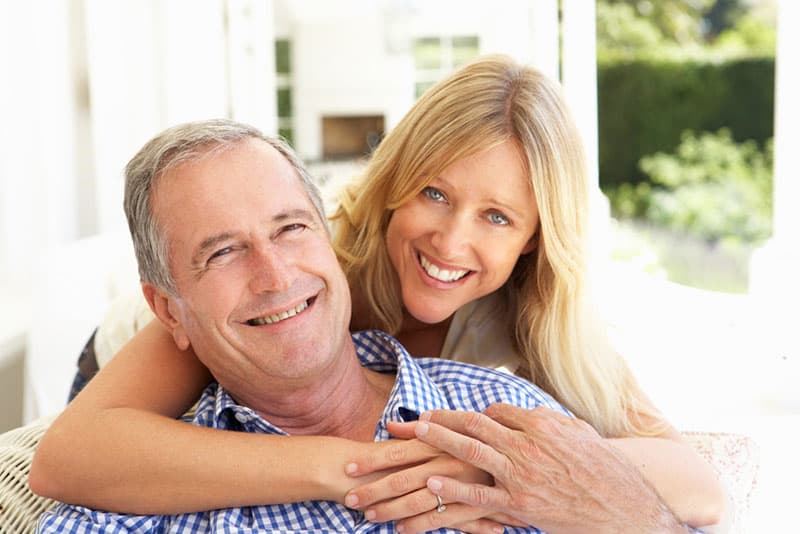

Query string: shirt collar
205 330 450 439
355 330 450 440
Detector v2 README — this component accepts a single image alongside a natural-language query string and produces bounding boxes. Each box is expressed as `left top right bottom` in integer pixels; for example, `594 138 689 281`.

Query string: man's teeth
248 300 309 325
419 254 469 282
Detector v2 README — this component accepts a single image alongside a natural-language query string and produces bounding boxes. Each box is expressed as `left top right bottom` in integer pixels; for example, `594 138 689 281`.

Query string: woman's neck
348 285 453 357
395 311 452 358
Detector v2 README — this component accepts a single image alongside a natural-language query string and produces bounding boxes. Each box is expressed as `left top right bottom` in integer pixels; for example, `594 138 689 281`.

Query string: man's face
149 138 351 392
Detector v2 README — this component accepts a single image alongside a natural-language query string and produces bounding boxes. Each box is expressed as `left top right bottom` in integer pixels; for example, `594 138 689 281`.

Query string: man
37 120 691 533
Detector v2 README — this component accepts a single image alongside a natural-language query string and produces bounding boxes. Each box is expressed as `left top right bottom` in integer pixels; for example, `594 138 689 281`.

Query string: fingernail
344 493 358 507
492 527 504 534
419 411 432 421
345 463 358 475
415 422 429 437
364 509 376 521
396 524 405 533
427 478 442 491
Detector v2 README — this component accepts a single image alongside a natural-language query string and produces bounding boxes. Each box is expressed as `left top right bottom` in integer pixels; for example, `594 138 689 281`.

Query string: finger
345 462 432 510
427 476 512 515
482 402 533 430
414 419 509 477
362 487 447 522
344 439 438 477
394 501 493 534
420 410 515 449
347 449 493 511
485 404 597 439
484 512 529 528
451 518 509 534
386 420 418 440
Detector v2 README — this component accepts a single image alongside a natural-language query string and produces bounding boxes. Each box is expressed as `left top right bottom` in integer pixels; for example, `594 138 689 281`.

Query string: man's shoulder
351 330 569 415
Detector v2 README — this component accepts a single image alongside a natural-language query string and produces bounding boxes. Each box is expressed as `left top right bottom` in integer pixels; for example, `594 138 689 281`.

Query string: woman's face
386 140 539 325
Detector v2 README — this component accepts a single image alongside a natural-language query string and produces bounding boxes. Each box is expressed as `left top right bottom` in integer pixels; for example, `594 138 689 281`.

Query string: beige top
440 291 521 375
94 292 155 368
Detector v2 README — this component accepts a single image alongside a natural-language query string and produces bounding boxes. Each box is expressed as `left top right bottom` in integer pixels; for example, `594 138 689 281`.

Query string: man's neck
226 339 395 441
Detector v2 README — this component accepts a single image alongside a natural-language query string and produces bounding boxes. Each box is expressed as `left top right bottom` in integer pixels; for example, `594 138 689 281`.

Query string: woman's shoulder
441 291 520 373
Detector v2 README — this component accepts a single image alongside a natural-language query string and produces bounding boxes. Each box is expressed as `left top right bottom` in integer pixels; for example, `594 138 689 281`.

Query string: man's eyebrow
273 208 319 225
193 232 236 265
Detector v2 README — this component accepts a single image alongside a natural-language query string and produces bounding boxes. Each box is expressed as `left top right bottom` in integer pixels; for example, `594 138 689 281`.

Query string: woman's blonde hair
332 55 661 437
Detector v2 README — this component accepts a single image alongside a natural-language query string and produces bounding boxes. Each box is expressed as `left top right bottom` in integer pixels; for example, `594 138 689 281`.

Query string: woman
30 55 726 531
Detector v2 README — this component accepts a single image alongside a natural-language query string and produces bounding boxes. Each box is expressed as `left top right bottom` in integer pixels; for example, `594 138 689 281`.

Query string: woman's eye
422 187 446 202
488 212 510 226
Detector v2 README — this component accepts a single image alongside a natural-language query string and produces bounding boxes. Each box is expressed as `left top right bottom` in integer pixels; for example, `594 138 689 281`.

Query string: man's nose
430 213 472 259
248 246 294 294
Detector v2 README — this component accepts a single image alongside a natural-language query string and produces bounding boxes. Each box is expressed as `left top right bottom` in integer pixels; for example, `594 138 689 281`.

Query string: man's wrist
650 497 693 534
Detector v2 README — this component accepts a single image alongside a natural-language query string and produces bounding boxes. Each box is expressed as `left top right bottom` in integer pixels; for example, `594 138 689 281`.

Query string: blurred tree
600 0 714 47
712 1 776 54
705 0 748 38
597 1 664 58
597 0 774 56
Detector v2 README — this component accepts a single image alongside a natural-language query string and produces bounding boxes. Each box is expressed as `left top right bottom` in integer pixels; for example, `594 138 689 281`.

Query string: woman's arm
607 434 731 531
28 320 378 514
343 405 730 532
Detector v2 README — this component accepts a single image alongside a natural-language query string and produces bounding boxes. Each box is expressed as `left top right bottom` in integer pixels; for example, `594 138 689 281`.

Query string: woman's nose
430 214 471 259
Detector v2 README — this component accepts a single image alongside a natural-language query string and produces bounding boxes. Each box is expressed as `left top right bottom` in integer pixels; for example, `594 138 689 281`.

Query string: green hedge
597 57 774 188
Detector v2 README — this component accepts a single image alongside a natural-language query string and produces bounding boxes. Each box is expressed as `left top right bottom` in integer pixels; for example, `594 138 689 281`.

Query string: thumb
386 421 418 439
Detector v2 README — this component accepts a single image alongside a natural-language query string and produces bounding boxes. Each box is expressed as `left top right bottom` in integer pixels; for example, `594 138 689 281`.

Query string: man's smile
246 296 316 326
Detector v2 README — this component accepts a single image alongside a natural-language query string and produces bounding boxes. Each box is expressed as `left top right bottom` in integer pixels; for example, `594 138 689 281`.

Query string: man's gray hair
124 118 327 293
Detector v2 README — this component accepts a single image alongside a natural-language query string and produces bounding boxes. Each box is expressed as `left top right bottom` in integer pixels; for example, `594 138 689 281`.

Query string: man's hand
404 404 690 534
343 430 523 533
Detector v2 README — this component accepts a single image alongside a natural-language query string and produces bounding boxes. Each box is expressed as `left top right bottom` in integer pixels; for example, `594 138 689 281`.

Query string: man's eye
488 212 510 226
281 223 306 233
422 187 446 202
209 247 233 261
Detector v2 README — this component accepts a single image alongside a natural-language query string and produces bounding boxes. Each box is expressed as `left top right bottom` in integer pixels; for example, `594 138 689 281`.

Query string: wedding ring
435 494 446 513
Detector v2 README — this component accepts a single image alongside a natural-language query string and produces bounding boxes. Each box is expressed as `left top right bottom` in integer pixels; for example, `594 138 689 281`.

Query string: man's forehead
152 139 311 232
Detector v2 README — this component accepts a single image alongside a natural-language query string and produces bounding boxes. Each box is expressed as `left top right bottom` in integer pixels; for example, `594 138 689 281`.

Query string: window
413 35 479 98
275 39 293 145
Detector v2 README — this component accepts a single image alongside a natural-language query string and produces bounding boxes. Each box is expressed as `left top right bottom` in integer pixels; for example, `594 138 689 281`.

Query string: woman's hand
410 404 689 534
343 423 526 533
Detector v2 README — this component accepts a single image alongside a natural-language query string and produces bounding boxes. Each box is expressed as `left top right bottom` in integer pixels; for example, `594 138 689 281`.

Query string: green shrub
607 129 772 245
598 57 774 188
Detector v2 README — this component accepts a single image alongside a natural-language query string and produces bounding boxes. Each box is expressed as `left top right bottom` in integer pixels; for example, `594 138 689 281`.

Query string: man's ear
141 283 191 351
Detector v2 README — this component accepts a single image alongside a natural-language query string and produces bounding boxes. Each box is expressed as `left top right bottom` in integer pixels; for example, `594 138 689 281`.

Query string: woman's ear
141 283 191 351
521 229 538 255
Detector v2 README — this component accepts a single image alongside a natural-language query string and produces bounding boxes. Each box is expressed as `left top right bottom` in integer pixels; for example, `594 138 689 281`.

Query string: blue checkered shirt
37 330 572 533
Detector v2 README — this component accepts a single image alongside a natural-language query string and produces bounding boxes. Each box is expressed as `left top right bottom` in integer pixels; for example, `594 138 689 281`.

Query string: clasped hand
344 418 522 534
344 404 682 534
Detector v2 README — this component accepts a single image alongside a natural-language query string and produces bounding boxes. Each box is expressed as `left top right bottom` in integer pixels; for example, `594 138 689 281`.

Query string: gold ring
435 494 446 513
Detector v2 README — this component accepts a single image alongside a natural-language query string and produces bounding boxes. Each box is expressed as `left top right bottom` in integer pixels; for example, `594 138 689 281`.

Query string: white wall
290 7 415 160
0 0 278 427
285 0 545 161
0 1 82 289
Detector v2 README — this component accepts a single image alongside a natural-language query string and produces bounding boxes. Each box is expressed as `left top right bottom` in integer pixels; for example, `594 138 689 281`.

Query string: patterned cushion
681 431 760 533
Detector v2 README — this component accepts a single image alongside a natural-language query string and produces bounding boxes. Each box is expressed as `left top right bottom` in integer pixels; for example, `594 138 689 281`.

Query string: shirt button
234 412 250 424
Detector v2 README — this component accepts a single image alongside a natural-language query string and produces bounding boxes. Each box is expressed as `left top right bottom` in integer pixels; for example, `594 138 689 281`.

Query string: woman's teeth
419 254 469 282
248 300 309 325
